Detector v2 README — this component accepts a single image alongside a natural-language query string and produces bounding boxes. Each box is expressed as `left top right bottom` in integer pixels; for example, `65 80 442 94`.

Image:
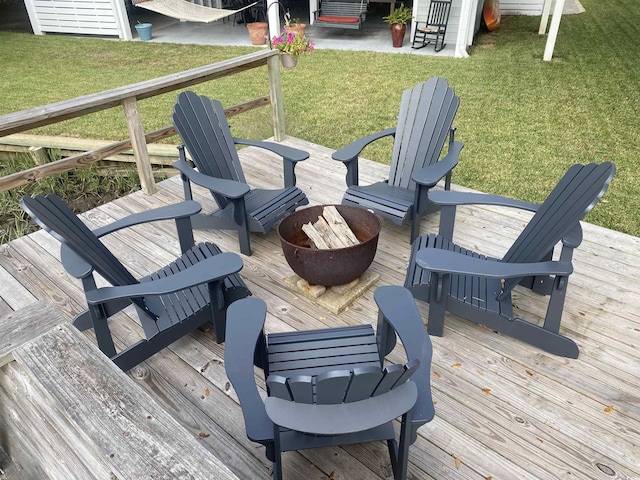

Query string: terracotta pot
390 23 407 48
285 24 307 37
281 53 298 68
247 22 268 45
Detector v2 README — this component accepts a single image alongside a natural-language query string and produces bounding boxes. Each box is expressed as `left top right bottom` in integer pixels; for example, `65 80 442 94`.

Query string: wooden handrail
0 50 284 194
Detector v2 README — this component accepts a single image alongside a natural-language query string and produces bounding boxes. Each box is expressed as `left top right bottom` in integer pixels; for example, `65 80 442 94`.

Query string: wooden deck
1 137 639 479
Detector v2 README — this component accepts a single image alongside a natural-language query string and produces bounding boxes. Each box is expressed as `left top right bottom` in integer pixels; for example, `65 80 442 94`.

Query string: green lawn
1 0 638 236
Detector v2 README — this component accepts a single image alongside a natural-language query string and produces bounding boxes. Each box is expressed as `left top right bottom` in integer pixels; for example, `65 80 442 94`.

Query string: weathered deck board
1 136 639 480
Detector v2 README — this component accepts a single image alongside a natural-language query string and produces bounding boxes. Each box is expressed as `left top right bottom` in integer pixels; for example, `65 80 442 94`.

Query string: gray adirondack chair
171 91 310 256
332 77 463 243
404 162 616 358
20 194 251 371
224 286 434 480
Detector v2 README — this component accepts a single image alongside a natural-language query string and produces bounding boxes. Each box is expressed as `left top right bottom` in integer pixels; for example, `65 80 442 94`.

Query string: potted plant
383 3 413 48
284 11 306 37
269 30 315 68
247 21 269 45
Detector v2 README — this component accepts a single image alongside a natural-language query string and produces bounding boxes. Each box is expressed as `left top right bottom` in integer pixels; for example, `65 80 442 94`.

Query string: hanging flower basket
281 53 298 68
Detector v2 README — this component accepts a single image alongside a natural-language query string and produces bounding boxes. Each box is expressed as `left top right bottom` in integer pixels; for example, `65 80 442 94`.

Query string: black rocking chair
412 0 452 52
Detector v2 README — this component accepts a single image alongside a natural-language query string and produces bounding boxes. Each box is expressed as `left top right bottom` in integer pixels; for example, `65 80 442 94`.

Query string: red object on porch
317 15 360 23
483 0 501 31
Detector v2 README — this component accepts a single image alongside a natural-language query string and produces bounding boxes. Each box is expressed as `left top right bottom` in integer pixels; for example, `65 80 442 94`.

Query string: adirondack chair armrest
331 128 397 164
91 201 202 238
60 244 93 279
233 137 310 188
84 252 243 304
232 138 310 163
562 223 583 249
374 286 435 426
412 140 464 187
173 159 251 199
427 190 540 212
264 381 418 435
225 298 274 444
415 249 574 278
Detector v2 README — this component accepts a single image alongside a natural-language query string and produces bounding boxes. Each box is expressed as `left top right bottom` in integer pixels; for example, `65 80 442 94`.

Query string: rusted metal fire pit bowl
278 205 381 286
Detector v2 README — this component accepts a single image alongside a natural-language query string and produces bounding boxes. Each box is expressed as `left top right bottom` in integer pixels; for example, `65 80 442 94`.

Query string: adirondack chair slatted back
389 77 459 189
20 195 139 288
266 359 420 405
501 162 615 294
172 91 246 208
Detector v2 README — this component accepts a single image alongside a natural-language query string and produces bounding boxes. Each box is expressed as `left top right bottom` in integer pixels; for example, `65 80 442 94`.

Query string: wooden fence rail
0 50 284 194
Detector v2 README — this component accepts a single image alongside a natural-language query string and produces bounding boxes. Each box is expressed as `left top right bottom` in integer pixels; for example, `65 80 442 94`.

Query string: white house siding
499 0 545 15
24 0 132 39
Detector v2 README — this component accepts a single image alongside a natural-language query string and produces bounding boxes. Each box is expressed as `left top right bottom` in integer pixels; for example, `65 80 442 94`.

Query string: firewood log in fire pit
301 206 360 249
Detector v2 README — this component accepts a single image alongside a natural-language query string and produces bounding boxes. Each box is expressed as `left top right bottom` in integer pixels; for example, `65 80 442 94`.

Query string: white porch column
113 0 133 40
309 0 318 24
455 0 473 58
543 0 566 61
267 0 281 39
538 0 553 34
23 0 42 35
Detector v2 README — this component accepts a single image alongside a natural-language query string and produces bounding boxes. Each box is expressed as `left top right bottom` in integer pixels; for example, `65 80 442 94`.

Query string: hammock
132 0 257 23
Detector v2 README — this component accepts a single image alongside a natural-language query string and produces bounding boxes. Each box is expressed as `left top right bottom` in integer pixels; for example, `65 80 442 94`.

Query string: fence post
122 97 157 195
267 54 286 142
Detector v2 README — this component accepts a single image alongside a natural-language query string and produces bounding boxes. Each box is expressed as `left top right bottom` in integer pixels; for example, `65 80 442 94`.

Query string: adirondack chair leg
209 279 227 343
231 198 252 256
427 272 448 336
437 204 457 240
272 425 284 480
341 159 359 187
376 302 399 361
395 410 413 480
542 275 569 334
178 147 195 202
411 187 426 243
283 159 297 189
88 303 117 358
387 439 399 477
174 216 195 254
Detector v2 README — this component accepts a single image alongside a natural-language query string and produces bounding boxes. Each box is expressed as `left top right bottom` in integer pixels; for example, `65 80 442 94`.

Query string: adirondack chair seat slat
225 286 435 480
404 162 616 358
267 324 380 377
172 91 310 255
267 324 373 345
20 194 251 371
137 241 249 336
342 183 415 224
268 341 379 363
332 78 462 243
407 234 512 316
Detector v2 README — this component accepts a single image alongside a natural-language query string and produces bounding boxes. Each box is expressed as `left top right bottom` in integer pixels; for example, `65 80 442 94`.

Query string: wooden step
0 303 239 479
